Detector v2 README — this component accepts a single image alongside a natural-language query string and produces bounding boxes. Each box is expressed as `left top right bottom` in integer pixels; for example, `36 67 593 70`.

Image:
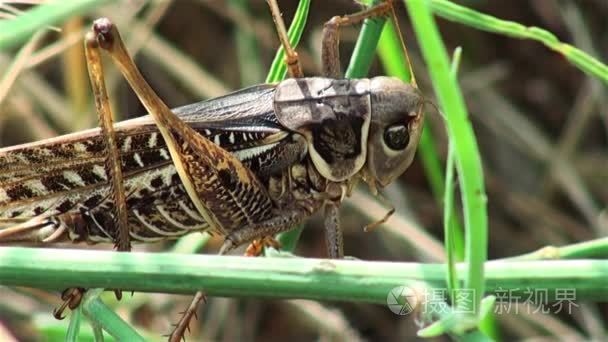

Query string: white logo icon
387 285 417 315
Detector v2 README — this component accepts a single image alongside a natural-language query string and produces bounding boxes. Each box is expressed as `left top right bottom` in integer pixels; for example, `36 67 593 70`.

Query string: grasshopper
0 0 424 340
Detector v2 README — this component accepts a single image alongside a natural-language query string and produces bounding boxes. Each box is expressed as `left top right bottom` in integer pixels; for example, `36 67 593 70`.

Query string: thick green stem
0 248 606 302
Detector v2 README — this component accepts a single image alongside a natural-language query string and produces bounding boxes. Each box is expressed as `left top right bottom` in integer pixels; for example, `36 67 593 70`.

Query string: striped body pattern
0 84 309 243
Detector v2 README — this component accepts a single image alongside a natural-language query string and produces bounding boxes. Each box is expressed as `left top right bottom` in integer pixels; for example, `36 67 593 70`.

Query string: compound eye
383 124 410 150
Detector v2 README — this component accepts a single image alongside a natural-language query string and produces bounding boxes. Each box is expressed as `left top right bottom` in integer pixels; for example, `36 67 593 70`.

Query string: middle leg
321 1 393 78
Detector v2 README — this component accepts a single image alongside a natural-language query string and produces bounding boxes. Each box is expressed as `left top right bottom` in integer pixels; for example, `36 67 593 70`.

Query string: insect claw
53 311 66 320
55 287 86 320
52 302 69 320
53 287 85 320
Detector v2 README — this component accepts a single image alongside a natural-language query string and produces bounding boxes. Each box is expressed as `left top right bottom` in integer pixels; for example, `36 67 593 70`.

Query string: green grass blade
428 0 608 84
92 324 104 342
35 317 117 342
81 289 145 342
377 20 411 80
229 0 264 86
444 142 458 296
374 0 467 313
405 0 488 317
376 10 466 262
0 0 117 51
66 305 83 342
506 237 608 261
171 232 211 254
444 46 462 302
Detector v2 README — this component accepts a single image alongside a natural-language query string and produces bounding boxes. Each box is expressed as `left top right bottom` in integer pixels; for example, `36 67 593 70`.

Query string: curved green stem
428 0 608 84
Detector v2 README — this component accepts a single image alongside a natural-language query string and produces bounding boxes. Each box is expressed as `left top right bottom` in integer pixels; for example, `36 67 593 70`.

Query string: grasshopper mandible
0 0 424 339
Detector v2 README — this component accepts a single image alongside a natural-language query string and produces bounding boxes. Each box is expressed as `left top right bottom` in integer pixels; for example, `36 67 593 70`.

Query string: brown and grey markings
0 82 311 243
311 114 363 164
274 78 371 181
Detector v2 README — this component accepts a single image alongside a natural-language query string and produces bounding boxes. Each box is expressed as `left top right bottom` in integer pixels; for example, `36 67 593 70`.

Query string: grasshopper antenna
423 98 445 120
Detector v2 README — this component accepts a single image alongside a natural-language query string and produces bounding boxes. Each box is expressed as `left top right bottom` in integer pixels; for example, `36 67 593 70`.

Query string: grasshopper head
366 77 424 188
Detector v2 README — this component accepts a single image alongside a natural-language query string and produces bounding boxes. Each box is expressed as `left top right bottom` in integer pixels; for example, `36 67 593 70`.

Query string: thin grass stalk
0 0 117 50
376 13 467 262
405 0 488 318
0 29 45 106
66 305 82 342
81 289 144 341
428 0 608 84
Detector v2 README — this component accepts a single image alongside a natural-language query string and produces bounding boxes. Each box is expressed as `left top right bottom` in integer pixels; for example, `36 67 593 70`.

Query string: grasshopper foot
245 236 282 257
53 287 86 320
